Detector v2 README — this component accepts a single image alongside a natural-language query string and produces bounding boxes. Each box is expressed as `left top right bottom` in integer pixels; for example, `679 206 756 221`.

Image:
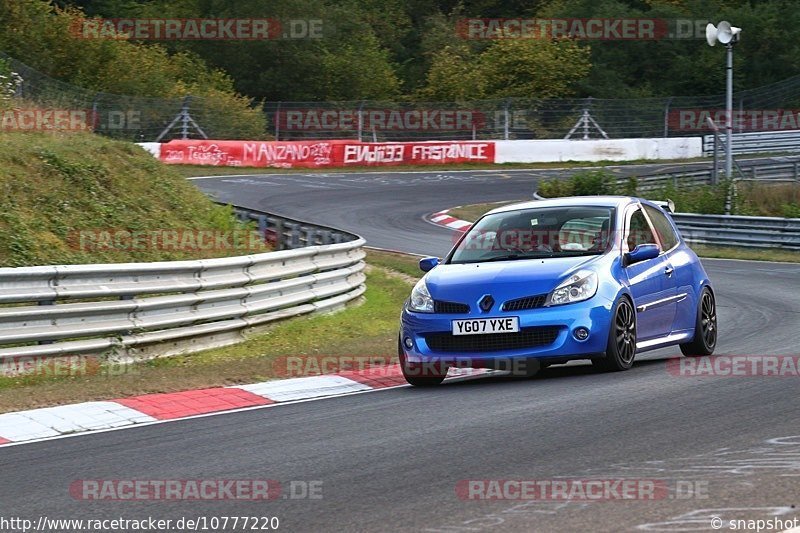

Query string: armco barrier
621 156 800 192
703 129 800 156
0 206 366 363
672 213 800 250
228 204 357 250
533 192 800 250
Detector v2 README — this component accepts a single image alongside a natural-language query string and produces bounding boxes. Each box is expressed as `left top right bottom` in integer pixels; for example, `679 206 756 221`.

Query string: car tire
680 287 717 357
593 297 637 372
398 339 447 387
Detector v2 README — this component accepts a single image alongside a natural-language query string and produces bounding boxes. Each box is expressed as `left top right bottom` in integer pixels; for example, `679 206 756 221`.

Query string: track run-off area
2 159 799 532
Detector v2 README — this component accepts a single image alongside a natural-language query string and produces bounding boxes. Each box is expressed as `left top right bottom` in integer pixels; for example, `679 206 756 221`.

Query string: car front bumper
400 296 614 367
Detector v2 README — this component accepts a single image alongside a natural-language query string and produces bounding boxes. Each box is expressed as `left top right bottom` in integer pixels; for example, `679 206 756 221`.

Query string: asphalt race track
2 160 799 532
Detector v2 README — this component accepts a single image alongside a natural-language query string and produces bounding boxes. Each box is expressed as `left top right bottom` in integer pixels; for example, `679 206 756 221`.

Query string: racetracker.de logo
272 355 395 377
70 18 323 40
666 356 800 377
68 229 271 253
69 479 323 501
669 109 800 131
0 109 91 131
457 18 668 40
275 109 486 132
455 479 672 501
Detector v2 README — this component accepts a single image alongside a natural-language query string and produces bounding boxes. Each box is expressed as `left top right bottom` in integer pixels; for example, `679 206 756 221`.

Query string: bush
642 182 728 215
538 170 617 197
735 182 800 218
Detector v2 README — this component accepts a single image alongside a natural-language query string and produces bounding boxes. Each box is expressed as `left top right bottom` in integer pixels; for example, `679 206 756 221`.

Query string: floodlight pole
725 42 734 179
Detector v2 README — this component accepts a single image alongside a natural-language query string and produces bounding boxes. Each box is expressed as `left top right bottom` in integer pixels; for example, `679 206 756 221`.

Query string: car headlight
407 278 434 313
547 270 598 306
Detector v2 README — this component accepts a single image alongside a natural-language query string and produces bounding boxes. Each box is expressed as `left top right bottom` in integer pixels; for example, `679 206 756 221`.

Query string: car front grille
434 300 470 314
502 294 547 311
423 326 561 353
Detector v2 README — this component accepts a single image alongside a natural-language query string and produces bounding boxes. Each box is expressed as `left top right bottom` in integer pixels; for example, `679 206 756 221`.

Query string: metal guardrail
672 213 800 250
227 204 357 250
626 157 800 192
703 130 800 156
0 206 366 362
534 192 800 250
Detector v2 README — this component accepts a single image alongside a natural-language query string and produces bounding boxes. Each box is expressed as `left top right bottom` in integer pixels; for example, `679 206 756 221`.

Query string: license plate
452 317 520 336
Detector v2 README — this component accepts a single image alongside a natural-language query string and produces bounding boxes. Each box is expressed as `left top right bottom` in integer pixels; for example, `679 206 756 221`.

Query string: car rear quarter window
627 209 657 251
643 205 679 251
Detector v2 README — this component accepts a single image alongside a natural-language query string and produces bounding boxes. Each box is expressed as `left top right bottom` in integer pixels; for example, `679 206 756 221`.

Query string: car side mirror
624 244 659 266
419 257 440 272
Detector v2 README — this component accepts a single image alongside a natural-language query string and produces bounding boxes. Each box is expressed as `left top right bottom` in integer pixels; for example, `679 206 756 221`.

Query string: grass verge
0 250 419 413
0 132 265 266
448 201 524 222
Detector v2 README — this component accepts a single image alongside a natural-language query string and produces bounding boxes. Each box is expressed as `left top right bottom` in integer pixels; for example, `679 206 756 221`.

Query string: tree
419 38 590 100
478 38 591 98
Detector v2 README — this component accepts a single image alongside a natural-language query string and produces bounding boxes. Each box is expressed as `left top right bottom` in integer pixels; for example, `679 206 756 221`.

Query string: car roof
487 196 636 215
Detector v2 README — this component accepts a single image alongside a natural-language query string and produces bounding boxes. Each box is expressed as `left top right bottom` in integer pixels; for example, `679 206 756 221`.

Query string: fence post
583 98 591 140
738 97 745 134
503 100 510 140
711 133 719 185
357 101 364 141
91 94 99 134
274 102 281 141
663 97 673 138
181 95 191 140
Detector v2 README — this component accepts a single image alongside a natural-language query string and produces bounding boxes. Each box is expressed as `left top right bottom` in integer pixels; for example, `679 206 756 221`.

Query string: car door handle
664 267 674 277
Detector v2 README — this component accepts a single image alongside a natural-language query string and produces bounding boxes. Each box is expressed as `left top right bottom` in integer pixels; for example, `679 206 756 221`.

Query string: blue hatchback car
399 196 717 386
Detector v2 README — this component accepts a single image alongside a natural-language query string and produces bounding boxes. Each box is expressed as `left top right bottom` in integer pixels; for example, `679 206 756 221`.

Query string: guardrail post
794 162 799 182
273 218 285 250
257 214 268 242
289 224 301 248
304 227 316 246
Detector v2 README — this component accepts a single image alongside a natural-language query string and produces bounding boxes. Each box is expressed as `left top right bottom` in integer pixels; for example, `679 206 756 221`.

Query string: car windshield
449 205 615 264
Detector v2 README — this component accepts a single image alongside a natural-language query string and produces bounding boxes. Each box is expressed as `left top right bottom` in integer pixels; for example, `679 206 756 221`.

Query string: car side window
643 205 679 251
626 209 657 252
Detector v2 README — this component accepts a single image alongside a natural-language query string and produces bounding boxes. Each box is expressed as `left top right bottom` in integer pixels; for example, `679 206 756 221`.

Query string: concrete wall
494 137 702 163
139 137 703 165
136 142 161 158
